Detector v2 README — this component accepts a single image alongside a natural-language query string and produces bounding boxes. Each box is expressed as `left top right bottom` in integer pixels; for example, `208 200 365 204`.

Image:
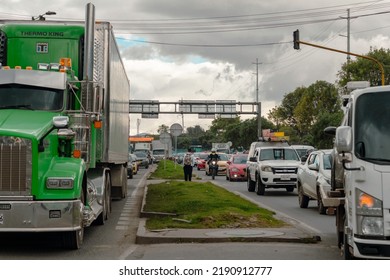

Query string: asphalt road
196 169 339 246
0 165 343 260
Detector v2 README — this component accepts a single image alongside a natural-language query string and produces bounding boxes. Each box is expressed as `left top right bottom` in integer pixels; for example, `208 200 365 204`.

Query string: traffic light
293 29 300 50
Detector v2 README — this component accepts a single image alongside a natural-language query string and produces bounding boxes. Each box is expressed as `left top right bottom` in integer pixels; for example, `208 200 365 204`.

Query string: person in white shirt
183 148 193 181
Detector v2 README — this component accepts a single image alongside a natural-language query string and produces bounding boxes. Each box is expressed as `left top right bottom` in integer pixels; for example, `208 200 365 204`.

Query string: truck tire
298 184 309 208
62 189 85 249
95 172 112 225
256 174 265 195
247 173 255 192
336 205 345 249
343 232 354 260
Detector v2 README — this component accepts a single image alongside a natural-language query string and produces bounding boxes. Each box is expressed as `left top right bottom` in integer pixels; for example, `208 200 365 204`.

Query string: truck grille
0 136 32 197
272 167 298 174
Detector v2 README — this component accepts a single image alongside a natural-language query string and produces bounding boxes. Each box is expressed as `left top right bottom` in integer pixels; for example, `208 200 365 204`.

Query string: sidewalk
135 177 320 245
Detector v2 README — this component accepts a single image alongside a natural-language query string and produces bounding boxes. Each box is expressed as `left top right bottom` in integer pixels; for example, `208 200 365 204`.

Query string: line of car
140 145 331 216
127 151 150 179
192 143 332 216
192 152 249 181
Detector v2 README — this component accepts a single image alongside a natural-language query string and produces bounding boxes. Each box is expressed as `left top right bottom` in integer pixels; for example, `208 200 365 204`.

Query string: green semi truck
0 4 130 249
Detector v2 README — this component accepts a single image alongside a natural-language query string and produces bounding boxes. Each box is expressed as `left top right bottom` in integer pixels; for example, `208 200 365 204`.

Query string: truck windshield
0 84 63 111
355 91 390 164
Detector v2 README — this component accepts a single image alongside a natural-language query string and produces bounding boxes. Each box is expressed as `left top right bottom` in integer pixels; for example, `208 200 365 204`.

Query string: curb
136 218 320 245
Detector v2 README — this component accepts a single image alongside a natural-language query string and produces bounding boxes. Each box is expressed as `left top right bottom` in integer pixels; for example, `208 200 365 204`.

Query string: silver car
297 149 332 214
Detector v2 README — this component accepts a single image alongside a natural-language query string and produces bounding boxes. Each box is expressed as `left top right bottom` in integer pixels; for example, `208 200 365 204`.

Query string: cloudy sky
2 0 390 135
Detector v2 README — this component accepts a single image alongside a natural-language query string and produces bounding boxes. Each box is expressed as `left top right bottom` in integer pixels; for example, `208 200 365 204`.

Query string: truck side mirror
249 157 257 162
335 126 352 153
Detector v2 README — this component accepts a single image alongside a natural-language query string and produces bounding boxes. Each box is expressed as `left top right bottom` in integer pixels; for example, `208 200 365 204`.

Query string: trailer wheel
121 167 127 199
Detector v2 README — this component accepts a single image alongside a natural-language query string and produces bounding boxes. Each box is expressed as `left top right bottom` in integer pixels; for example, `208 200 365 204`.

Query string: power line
121 38 291 48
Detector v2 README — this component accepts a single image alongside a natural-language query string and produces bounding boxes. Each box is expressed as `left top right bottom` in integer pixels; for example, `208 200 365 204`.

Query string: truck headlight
356 189 384 236
360 217 384 236
261 165 272 172
46 178 74 189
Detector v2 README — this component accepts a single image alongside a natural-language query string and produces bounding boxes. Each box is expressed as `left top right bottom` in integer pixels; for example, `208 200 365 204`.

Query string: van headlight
46 177 74 189
261 165 272 172
356 189 384 236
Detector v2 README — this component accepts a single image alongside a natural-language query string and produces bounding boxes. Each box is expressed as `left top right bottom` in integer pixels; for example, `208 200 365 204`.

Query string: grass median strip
144 180 286 230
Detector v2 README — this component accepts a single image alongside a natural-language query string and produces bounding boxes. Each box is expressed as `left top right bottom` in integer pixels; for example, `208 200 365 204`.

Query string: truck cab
0 4 129 249
325 85 390 259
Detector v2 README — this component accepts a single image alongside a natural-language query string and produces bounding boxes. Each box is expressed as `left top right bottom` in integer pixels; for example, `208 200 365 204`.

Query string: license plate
280 174 290 180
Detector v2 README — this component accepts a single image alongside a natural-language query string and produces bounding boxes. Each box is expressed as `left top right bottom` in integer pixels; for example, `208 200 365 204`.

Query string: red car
196 152 209 170
226 154 248 181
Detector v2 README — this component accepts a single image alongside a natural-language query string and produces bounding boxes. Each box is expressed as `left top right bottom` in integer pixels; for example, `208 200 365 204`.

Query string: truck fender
86 167 111 206
43 157 86 199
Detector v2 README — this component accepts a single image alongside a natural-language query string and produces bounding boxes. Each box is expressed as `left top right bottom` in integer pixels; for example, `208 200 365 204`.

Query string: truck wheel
247 173 255 192
343 232 354 260
62 228 84 250
317 187 326 215
256 174 265 195
298 184 309 208
62 189 85 249
96 173 111 225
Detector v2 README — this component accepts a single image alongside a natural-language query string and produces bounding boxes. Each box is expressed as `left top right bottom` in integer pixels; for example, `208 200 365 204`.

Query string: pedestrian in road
183 148 194 181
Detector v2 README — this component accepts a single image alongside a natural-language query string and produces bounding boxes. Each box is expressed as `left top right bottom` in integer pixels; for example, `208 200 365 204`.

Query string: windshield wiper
0 105 34 110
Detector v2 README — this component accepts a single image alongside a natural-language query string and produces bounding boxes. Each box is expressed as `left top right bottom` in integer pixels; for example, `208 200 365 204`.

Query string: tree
337 47 390 89
294 81 341 140
267 80 342 146
186 125 205 137
267 87 306 141
157 124 169 134
311 111 343 149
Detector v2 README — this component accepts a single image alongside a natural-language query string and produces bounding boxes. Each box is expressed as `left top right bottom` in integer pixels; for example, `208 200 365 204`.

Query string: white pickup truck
247 145 301 195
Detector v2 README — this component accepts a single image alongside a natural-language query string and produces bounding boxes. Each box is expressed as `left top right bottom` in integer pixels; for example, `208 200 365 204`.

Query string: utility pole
253 58 262 139
136 118 141 135
347 8 351 63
